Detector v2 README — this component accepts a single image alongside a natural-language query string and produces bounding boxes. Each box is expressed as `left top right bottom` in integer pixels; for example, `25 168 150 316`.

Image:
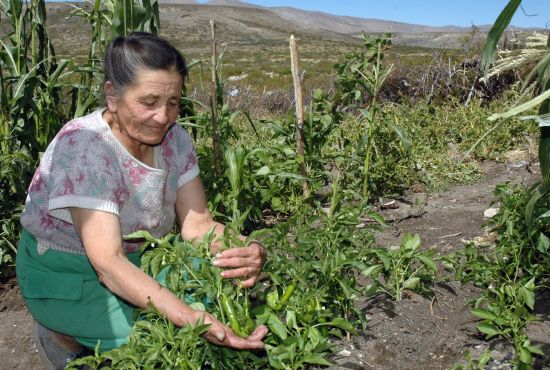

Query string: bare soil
330 160 550 370
1 160 548 370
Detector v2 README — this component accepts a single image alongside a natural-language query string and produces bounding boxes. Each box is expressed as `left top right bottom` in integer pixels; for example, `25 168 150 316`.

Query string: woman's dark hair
104 32 187 95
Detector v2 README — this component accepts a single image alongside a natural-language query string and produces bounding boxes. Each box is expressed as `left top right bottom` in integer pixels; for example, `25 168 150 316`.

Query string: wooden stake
289 35 309 197
210 19 222 176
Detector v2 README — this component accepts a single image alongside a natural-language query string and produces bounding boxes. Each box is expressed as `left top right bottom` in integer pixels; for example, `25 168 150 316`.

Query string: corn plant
481 0 550 236
474 5 550 365
66 0 112 118
0 0 70 277
67 0 161 118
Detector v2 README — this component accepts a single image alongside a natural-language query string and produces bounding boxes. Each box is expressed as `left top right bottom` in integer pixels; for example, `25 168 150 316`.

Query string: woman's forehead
128 69 184 94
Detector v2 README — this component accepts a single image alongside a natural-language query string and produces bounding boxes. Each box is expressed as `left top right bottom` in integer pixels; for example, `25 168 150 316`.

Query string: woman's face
106 67 184 148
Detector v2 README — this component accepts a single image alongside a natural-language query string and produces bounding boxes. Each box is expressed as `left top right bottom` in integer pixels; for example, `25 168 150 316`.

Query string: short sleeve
44 123 127 223
162 125 200 188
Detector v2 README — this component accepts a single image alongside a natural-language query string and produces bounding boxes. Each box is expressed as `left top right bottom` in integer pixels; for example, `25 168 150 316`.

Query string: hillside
39 0 490 55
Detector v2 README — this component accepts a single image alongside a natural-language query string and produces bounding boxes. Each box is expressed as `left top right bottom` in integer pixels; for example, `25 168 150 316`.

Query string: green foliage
70 202 373 369
0 0 162 277
446 183 550 368
263 184 381 330
334 33 409 199
472 279 543 368
480 0 522 76
452 348 492 370
0 0 67 277
362 233 437 301
334 33 393 108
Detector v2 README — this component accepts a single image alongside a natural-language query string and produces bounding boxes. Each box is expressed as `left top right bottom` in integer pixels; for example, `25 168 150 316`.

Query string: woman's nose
153 105 169 125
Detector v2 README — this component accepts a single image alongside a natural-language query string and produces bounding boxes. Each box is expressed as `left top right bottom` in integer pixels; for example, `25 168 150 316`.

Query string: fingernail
215 252 222 258
216 331 225 341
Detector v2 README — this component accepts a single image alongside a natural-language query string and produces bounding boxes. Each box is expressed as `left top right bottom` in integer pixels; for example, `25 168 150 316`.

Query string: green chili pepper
273 283 296 311
221 294 249 338
242 317 255 335
244 290 251 318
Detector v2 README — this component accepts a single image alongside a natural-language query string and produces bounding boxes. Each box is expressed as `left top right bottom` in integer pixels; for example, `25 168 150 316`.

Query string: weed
362 233 437 301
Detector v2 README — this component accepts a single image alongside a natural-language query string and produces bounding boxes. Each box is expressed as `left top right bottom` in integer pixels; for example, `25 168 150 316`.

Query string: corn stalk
481 0 550 236
480 1 550 366
0 0 70 277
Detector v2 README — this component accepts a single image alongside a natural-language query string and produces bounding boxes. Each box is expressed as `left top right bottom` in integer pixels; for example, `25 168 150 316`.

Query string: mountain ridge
162 0 531 34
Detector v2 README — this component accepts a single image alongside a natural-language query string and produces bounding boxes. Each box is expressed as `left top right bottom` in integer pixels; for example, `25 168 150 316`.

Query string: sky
195 0 550 28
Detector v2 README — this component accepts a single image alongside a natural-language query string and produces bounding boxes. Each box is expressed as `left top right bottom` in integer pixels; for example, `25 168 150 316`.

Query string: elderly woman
16 32 267 369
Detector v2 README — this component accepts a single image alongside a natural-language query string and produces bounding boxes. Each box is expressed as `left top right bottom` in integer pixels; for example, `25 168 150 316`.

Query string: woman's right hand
198 311 268 349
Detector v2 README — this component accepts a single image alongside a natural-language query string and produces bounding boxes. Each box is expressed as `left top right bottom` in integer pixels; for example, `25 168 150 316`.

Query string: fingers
219 267 260 287
224 331 265 350
224 324 268 349
214 256 251 269
213 245 264 268
215 244 263 260
235 277 257 288
247 325 268 341
212 243 265 286
204 321 266 350
201 314 227 342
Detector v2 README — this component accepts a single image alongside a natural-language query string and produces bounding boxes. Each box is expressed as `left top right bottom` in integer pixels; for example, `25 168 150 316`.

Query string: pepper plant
361 233 437 301
472 278 543 369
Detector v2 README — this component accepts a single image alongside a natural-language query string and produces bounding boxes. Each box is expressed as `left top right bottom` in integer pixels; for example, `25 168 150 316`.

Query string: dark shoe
32 322 90 370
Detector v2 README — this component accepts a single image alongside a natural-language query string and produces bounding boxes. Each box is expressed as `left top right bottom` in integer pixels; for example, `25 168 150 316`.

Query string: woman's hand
212 242 266 288
198 311 268 349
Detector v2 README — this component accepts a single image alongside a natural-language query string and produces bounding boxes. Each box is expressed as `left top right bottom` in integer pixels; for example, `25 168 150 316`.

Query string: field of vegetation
1 0 549 369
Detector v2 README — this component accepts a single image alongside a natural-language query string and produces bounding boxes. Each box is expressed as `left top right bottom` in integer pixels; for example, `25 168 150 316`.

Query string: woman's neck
102 110 155 167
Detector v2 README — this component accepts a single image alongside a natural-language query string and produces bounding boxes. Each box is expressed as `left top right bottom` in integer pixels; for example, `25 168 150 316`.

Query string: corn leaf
488 89 550 121
481 0 522 77
525 183 550 238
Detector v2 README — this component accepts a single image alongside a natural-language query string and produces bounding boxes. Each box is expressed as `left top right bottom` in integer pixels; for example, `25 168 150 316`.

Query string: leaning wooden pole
289 35 310 197
210 19 222 176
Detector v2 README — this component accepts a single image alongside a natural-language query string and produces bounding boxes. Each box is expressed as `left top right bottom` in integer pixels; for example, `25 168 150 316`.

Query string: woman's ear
104 81 118 112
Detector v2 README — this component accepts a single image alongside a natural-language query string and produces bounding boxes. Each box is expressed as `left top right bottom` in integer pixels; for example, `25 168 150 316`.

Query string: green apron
17 229 145 351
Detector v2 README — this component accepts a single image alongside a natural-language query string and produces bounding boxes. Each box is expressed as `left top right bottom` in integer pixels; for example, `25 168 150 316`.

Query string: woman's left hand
212 242 266 288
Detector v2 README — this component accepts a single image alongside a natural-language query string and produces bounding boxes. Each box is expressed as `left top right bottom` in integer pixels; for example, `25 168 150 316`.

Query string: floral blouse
21 108 199 255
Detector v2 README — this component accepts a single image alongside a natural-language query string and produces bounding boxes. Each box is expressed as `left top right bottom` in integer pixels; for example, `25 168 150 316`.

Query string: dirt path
0 160 548 370
330 160 549 370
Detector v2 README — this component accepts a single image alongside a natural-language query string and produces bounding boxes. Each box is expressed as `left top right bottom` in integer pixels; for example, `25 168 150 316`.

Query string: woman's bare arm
69 207 266 349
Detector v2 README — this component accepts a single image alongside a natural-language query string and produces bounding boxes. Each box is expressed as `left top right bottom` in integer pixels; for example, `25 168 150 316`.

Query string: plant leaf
488 89 550 122
387 121 412 150
477 323 501 339
471 308 498 321
267 314 288 341
481 0 522 77
301 353 331 366
403 276 420 289
417 255 436 272
327 317 357 334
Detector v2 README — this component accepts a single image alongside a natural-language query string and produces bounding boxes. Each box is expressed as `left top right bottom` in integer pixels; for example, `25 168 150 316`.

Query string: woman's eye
143 100 156 107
